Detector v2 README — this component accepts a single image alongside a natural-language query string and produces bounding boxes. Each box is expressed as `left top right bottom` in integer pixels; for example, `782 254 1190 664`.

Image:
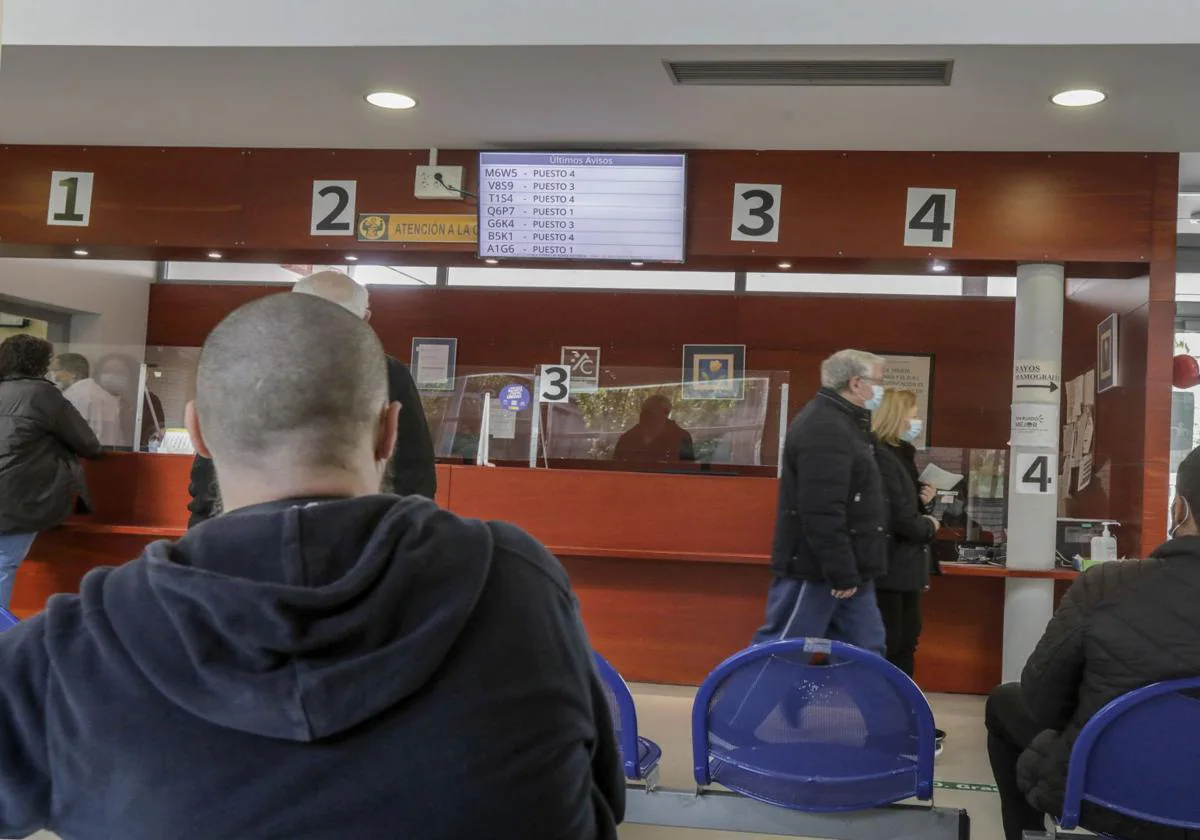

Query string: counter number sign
539 365 571 403
47 171 94 227
731 183 782 243
1015 453 1054 495
311 180 357 236
904 187 956 248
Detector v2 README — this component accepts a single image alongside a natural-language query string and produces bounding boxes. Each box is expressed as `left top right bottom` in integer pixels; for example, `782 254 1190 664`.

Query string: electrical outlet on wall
414 166 465 200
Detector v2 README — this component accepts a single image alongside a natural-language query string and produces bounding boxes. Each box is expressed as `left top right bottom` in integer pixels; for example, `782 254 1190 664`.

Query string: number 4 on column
904 187 955 248
47 171 95 227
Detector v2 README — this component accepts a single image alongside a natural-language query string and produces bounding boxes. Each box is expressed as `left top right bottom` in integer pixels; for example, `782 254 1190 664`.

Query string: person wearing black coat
752 350 889 653
0 335 102 609
187 273 437 528
985 445 1200 840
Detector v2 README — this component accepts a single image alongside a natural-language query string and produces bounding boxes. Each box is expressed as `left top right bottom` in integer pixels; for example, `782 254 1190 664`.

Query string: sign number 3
539 365 571 403
731 183 782 243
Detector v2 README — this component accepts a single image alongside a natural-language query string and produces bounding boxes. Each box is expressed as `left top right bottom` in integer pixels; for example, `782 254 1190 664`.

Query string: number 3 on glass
904 187 956 248
731 183 782 243
47 171 95 227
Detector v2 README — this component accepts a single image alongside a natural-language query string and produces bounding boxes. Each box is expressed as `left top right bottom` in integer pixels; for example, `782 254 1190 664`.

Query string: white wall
0 258 155 357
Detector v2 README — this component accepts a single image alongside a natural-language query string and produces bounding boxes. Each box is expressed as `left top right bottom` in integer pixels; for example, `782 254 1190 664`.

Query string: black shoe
934 728 946 757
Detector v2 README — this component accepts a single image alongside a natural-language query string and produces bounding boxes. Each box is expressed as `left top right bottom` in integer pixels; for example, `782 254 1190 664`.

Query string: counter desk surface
19 455 1071 694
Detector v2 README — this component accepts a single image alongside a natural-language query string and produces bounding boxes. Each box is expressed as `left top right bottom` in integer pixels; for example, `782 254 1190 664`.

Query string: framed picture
1097 313 1119 393
411 337 458 392
874 351 935 448
682 344 746 401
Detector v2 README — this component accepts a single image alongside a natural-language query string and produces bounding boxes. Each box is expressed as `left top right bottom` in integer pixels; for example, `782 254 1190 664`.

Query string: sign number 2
1016 453 1054 495
904 187 956 248
311 180 357 236
731 183 782 243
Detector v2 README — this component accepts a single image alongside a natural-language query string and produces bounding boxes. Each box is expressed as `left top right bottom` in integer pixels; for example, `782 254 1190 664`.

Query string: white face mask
902 418 923 443
863 384 884 412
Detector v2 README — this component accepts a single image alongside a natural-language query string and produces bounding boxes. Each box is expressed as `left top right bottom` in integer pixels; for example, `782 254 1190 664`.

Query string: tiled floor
16 687 1004 840
620 683 1004 840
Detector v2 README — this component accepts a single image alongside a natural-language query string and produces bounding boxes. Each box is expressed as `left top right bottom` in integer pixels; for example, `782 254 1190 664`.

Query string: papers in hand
919 462 965 491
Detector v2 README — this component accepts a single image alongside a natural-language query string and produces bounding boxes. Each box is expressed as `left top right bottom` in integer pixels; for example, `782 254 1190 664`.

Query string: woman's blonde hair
872 388 919 445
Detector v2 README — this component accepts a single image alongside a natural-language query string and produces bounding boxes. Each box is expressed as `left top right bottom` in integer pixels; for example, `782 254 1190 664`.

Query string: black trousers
876 589 922 676
986 682 1047 840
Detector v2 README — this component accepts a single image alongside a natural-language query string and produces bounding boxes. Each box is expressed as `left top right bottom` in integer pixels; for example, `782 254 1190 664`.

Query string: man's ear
184 401 213 459
376 401 400 463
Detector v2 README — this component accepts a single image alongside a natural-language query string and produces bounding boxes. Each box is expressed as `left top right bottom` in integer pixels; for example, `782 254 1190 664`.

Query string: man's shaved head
292 271 370 320
194 293 388 471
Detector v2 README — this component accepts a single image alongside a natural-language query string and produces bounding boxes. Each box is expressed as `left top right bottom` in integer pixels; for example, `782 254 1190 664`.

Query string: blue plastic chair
593 652 662 784
0 608 18 632
691 638 936 812
1058 677 1200 836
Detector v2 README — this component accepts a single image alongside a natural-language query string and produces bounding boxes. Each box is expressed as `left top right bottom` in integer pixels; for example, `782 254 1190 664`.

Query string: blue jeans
751 576 886 655
0 533 36 611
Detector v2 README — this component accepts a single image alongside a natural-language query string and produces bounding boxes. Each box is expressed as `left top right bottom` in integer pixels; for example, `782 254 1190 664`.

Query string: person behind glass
871 388 946 750
50 352 122 447
613 394 695 464
751 349 889 652
0 335 101 610
93 352 166 450
985 445 1200 840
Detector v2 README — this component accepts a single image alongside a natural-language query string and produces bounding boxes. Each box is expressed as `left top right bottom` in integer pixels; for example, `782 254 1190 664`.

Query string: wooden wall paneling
18 532 157 617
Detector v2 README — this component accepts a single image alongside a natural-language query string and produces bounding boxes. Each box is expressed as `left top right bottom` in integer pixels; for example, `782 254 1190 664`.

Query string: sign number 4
904 187 956 248
1016 453 1054 495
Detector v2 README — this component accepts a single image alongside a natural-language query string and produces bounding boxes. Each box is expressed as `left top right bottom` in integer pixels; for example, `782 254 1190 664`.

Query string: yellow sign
356 214 478 243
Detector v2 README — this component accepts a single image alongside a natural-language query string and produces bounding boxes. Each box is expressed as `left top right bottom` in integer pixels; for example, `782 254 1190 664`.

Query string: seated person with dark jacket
986 446 1200 840
614 395 695 464
0 293 623 840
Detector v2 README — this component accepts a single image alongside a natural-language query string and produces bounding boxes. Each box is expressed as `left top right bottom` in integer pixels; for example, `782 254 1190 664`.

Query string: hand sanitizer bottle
1090 522 1119 564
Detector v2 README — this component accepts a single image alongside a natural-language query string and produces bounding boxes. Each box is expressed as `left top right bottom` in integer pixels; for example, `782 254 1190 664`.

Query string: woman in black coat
872 389 945 742
0 335 101 610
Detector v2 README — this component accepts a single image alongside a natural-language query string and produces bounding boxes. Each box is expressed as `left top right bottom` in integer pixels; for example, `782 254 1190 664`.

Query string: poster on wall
560 346 601 393
1097 313 1119 393
877 353 935 448
411 337 458 392
682 344 746 401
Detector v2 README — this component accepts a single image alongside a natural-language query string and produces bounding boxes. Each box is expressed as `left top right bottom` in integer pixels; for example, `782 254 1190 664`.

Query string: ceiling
2 44 1200 153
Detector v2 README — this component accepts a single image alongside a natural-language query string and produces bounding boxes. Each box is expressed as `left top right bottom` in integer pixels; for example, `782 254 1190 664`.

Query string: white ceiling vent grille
664 60 954 87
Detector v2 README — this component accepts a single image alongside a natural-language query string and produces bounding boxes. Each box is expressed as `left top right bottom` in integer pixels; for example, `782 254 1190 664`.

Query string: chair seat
709 742 920 812
635 736 662 779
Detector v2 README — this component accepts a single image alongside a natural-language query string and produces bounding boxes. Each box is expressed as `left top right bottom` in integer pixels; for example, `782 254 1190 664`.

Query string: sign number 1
1016 453 1054 495
47 171 94 227
904 187 956 248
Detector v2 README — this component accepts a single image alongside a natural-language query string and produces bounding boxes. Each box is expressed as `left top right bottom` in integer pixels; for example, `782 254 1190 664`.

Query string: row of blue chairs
595 638 1200 837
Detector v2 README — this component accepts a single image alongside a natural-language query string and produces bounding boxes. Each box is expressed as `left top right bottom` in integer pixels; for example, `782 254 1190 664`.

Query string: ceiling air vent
664 60 954 87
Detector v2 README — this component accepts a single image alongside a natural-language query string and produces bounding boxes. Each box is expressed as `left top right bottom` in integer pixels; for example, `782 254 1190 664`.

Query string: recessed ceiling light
931 260 948 273
485 258 499 265
207 251 223 260
365 91 418 111
345 255 359 262
73 249 89 257
777 261 793 270
630 261 645 267
1051 89 1106 108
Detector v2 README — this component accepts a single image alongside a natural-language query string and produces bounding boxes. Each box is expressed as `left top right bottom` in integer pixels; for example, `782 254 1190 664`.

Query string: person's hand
831 587 858 599
919 483 937 505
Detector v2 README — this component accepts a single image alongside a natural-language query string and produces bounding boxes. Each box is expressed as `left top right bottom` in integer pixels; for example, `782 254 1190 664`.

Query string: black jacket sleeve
51 395 102 460
877 450 935 544
386 358 437 499
1020 571 1088 731
793 432 859 590
187 455 219 529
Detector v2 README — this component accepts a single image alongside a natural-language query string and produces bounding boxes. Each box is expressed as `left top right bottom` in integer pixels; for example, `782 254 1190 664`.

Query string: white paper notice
1011 403 1060 449
415 344 450 388
919 462 965 491
1082 370 1096 407
1078 453 1094 491
489 403 517 440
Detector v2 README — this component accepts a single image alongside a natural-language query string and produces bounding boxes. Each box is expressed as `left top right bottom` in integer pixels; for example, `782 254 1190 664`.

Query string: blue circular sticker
499 384 530 412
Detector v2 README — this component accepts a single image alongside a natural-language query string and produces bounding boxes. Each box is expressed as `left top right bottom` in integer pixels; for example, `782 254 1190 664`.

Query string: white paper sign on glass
1015 452 1055 495
903 187 956 248
47 171 95 227
539 365 571 403
310 180 357 236
731 183 782 243
415 344 451 388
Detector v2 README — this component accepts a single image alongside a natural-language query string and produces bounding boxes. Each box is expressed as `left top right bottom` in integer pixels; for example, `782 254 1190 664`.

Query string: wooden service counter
19 454 1074 696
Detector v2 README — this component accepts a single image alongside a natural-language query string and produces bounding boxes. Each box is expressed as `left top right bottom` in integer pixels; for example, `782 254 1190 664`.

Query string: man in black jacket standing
986 446 1200 840
752 349 889 654
188 271 437 526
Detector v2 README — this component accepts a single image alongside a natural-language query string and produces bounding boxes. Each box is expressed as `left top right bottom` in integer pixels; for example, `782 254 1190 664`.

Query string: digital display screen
477 152 687 263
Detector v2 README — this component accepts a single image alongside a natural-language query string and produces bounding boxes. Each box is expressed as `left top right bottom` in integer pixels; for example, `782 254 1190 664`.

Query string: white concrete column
1002 263 1064 682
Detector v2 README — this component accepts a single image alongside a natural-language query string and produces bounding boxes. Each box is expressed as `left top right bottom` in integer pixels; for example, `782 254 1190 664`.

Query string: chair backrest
692 638 936 811
593 652 643 780
1061 677 1200 831
0 608 19 632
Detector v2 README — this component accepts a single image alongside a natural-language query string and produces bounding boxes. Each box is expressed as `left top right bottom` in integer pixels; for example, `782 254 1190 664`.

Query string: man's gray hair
292 270 369 319
820 349 886 392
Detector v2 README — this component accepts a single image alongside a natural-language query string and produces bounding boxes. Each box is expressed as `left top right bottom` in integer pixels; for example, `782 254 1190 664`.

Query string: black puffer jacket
770 389 887 591
0 376 101 534
1017 537 1200 840
875 441 937 593
188 356 437 527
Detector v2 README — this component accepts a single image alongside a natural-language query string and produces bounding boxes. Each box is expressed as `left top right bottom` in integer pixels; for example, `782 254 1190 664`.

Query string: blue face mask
902 418 923 442
864 384 884 412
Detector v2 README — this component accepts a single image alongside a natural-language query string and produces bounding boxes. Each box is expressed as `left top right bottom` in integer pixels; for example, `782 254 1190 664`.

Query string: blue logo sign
499 384 530 412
